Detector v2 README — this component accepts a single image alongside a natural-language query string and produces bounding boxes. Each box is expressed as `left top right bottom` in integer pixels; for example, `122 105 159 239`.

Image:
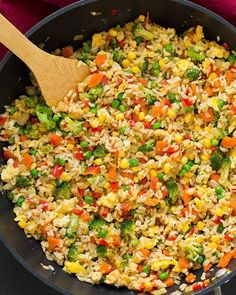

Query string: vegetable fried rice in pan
0 15 236 294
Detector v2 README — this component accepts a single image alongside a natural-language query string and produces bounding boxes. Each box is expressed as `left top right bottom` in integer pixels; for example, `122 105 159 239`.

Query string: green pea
123 253 132 259
119 105 126 112
111 99 120 108
52 114 60 123
117 92 124 100
217 194 224 201
179 169 187 177
129 158 139 167
84 151 93 159
157 172 165 181
119 127 126 134
168 92 176 103
165 44 173 53
123 185 130 191
215 186 223 194
211 139 219 146
217 99 225 109
84 195 93 204
142 265 151 275
98 229 107 238
80 141 89 149
152 121 161 129
135 36 143 44
197 255 205 264
56 158 65 166
16 196 25 207
30 149 38 156
30 169 39 179
228 54 236 64
159 271 168 281
90 106 98 114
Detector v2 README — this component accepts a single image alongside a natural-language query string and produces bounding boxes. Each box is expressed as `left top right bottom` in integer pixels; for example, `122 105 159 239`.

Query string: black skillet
0 0 236 294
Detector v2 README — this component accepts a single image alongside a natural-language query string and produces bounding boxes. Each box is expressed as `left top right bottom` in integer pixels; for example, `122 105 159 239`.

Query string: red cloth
0 0 235 60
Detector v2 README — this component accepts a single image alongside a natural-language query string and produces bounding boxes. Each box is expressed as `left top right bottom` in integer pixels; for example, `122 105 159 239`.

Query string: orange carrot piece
20 135 28 142
164 278 175 287
141 104 149 115
225 70 233 85
150 177 159 190
47 237 59 250
152 105 162 117
155 141 168 155
199 108 214 122
88 72 104 88
181 192 192 206
107 166 117 180
140 248 150 257
219 247 236 268
23 153 33 169
191 84 197 95
112 234 121 247
178 259 190 269
138 77 148 86
213 80 221 88
95 54 107 66
163 249 170 256
185 273 196 284
210 173 220 182
62 46 73 58
205 86 213 96
229 200 236 211
221 136 236 148
81 211 91 222
203 263 212 272
99 263 111 274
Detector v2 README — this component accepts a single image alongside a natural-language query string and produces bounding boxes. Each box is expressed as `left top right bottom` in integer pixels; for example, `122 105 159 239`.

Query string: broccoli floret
82 40 92 53
89 218 106 231
120 220 135 235
218 158 231 185
16 177 30 188
187 47 206 62
141 57 148 74
132 23 154 41
210 152 224 171
139 139 154 152
21 95 37 108
66 213 79 239
36 104 56 130
96 245 107 257
185 67 201 81
112 50 125 64
63 116 83 136
25 125 40 139
179 242 203 261
67 242 80 262
54 182 72 199
88 84 104 97
166 179 179 204
93 144 108 158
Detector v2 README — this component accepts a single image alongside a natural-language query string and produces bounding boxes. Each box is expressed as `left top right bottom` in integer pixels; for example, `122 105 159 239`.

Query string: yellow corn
211 235 220 243
150 169 157 178
144 282 153 291
203 138 211 148
197 221 204 231
201 154 210 161
208 242 217 249
132 167 139 172
181 156 188 165
175 134 183 142
122 59 130 68
194 198 203 209
128 52 136 60
188 153 195 160
67 143 74 150
159 58 166 67
115 113 124 120
182 221 190 233
94 158 103 165
138 15 145 22
196 237 204 243
132 66 140 74
184 112 192 123
38 123 47 132
163 163 171 174
104 182 110 189
160 201 166 209
60 172 72 182
148 51 155 58
64 261 85 274
215 208 224 217
209 72 218 80
120 158 129 169
108 28 117 37
139 112 145 121
167 108 176 119
194 125 201 132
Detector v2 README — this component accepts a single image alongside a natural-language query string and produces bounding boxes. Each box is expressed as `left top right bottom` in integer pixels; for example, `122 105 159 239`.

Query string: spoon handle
0 14 43 68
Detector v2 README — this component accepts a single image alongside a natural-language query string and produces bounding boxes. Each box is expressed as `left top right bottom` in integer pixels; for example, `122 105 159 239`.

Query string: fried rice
0 15 236 294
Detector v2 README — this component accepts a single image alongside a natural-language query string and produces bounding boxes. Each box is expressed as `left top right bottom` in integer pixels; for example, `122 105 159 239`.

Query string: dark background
0 242 235 295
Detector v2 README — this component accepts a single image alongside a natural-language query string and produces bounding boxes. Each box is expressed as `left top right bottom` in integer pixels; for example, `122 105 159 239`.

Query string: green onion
16 196 25 207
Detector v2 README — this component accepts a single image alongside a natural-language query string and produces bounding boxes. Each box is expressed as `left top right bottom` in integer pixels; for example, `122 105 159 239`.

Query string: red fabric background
0 0 236 60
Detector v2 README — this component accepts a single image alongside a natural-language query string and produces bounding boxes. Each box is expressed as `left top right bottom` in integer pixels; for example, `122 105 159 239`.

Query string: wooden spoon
0 14 90 107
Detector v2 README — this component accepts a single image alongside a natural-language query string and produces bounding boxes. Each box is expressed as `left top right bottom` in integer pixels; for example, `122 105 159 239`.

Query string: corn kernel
128 52 136 60
204 127 210 133
163 163 171 174
209 72 218 80
104 182 110 189
203 138 211 148
67 143 74 150
160 201 166 209
144 282 153 291
194 125 201 132
167 108 177 119
201 154 210 161
83 107 90 114
90 118 99 128
194 198 203 208
184 112 192 123
134 177 139 183
159 58 166 67
132 167 139 172
211 235 220 243
115 113 124 120
138 15 145 22
122 59 130 68
215 208 224 217
120 158 129 169
132 66 140 74
38 123 47 132
182 221 190 233
196 237 204 243
175 134 183 142
94 158 103 165
108 28 117 37
171 206 177 213
181 156 188 165
208 242 217 249
60 172 72 182
188 153 195 160
150 169 157 178
139 112 145 121
197 221 204 231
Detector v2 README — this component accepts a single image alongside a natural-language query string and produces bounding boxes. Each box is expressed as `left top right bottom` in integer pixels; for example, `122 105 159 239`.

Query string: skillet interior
0 0 236 294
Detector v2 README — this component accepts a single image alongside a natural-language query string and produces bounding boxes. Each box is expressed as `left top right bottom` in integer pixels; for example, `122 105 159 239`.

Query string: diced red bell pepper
167 235 177 241
189 226 196 236
72 208 84 216
13 159 19 168
49 134 63 146
3 150 14 160
222 42 229 49
91 126 103 132
143 121 152 129
100 206 109 217
52 164 64 178
101 75 109 85
92 191 102 199
184 134 191 140
166 146 175 155
118 39 125 47
0 116 7 125
224 234 232 241
82 100 90 107
40 200 49 211
98 239 109 247
110 181 119 192
213 216 221 224
73 152 84 160
30 117 39 124
141 177 148 185
163 98 170 106
192 284 203 291
181 98 193 107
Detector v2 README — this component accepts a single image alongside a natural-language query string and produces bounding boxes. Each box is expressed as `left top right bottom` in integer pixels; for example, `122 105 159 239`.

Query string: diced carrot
20 135 28 142
181 192 192 206
140 248 150 257
218 252 233 268
112 234 121 247
81 211 91 222
185 273 196 284
178 259 190 269
143 121 152 129
210 173 220 182
150 177 158 190
38 161 47 168
67 137 76 145
229 200 236 211
107 166 117 180
205 86 213 96
47 237 59 250
23 153 33 169
225 70 233 85
3 150 14 160
88 72 104 88
190 84 197 95
163 249 170 256
141 104 149 115
203 263 212 272
62 46 73 58
152 105 162 117
85 166 101 175
199 108 214 122
132 112 140 122
120 172 134 179
137 265 143 273
164 278 175 287
99 263 111 274
221 136 236 148
138 77 148 86
155 141 167 155
0 116 7 125
49 134 63 146
95 54 107 66
213 80 221 88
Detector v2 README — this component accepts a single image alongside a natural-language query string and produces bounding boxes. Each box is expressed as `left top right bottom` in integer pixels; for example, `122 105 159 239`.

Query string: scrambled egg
1 159 19 182
97 192 117 209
